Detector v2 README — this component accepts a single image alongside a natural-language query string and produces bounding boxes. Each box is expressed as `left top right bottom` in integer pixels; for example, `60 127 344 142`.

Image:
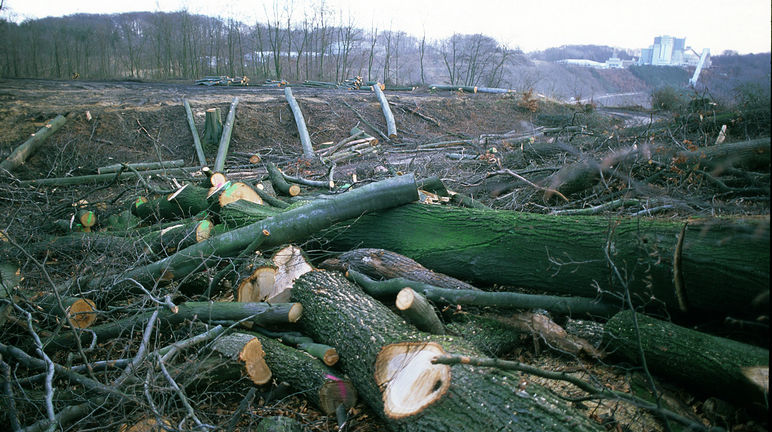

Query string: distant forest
0 11 768 104
0 11 528 87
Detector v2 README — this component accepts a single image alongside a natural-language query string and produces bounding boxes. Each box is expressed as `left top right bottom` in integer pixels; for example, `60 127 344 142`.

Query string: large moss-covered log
319 204 769 318
604 310 769 407
291 270 603 432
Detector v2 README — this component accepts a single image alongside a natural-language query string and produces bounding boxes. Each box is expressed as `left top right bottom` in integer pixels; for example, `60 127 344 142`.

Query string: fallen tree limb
213 97 239 172
604 310 769 408
77 175 418 299
47 302 302 350
183 99 208 167
291 270 603 431
324 248 478 291
319 203 769 317
19 166 203 187
284 87 314 159
1 114 68 172
252 332 355 414
373 83 397 139
346 269 617 317
97 159 185 175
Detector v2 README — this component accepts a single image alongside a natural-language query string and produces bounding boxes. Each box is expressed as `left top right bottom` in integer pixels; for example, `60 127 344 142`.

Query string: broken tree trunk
604 310 769 407
213 97 239 173
319 203 769 318
284 87 314 159
1 114 68 172
291 270 603 431
78 175 418 299
209 332 271 385
202 108 223 151
183 99 208 167
252 332 355 414
373 84 397 139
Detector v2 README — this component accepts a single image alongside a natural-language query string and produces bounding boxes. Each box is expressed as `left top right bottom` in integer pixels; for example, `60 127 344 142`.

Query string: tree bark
1 114 68 172
291 270 603 432
266 162 301 197
318 203 769 318
604 310 769 407
284 87 314 159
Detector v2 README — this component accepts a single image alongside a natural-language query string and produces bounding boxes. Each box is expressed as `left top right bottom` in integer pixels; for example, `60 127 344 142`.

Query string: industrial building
638 35 710 68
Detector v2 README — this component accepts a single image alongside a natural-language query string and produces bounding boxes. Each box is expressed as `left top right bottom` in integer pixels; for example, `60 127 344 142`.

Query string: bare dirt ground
0 78 768 431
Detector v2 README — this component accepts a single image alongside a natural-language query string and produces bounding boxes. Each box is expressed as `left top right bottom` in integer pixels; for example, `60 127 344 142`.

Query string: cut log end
287 303 303 323
196 220 213 242
249 154 261 164
374 342 451 419
66 298 97 329
219 182 264 207
210 172 228 188
323 348 339 366
742 366 769 393
239 337 272 385
237 266 277 302
395 287 416 310
318 378 358 415
288 184 301 197
77 210 96 228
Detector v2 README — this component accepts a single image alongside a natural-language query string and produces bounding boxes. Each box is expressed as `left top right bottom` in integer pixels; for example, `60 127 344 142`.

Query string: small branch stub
374 342 451 419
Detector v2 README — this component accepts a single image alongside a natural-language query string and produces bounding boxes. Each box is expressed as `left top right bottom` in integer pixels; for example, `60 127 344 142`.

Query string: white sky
2 0 770 54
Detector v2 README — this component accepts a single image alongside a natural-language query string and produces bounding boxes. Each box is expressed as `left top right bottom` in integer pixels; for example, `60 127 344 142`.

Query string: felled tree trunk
319 203 769 318
213 97 239 173
284 87 314 159
291 270 603 432
78 175 418 300
47 302 302 350
604 310 769 407
252 333 355 414
324 248 478 291
1 114 68 172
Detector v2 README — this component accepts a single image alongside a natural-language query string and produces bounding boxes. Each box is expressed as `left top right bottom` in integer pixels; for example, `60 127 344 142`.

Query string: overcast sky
2 0 770 54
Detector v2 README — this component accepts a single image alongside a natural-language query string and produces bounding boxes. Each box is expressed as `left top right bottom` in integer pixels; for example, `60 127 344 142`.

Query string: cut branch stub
374 342 451 419
319 378 359 415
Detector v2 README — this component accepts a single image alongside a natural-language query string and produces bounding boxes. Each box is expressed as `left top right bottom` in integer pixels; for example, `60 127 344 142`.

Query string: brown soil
0 78 767 432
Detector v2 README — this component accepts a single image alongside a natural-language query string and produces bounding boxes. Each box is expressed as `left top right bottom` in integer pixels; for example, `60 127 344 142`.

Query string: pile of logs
2 163 768 431
195 76 250 86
